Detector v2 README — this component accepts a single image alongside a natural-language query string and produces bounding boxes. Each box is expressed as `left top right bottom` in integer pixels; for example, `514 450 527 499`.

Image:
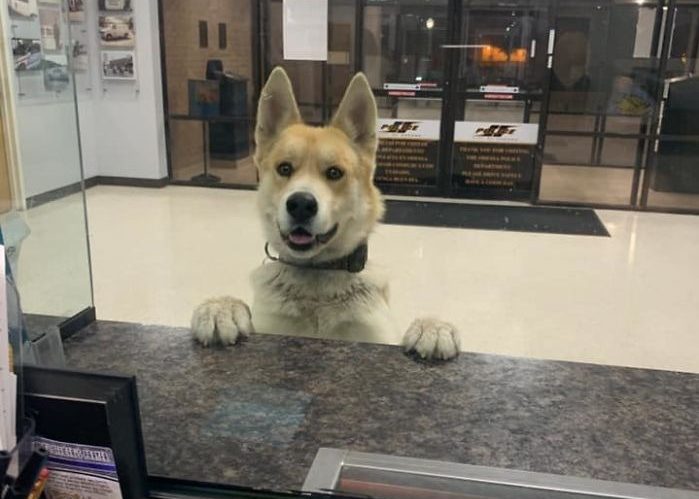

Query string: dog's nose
286 192 318 223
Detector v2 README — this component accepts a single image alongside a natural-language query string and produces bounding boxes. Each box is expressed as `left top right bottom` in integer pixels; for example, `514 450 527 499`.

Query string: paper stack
1 244 17 453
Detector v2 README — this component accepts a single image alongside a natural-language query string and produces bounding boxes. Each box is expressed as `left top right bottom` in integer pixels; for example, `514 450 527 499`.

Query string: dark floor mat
383 200 610 237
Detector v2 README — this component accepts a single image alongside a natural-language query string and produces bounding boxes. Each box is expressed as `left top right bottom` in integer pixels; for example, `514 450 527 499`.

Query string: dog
191 67 460 361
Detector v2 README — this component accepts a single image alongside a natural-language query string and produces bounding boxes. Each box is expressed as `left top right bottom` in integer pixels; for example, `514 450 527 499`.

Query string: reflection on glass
647 76 699 210
363 0 447 88
363 0 446 188
1 0 93 338
9 1 699 498
542 1 662 207
459 4 548 92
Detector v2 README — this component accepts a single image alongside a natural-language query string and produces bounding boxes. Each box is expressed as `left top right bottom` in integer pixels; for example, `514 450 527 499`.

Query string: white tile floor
18 185 699 373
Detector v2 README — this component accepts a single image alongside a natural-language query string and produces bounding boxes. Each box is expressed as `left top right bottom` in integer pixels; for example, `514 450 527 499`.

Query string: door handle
547 29 556 55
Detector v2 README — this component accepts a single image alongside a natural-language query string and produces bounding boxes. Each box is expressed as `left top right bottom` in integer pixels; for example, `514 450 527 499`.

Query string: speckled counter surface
63 321 699 493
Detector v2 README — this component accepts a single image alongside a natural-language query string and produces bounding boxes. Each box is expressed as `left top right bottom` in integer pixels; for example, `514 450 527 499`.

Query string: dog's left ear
331 73 378 158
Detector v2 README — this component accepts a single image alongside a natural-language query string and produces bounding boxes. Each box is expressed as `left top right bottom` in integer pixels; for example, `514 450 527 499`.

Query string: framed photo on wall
99 15 135 48
101 50 136 80
11 38 42 72
8 0 39 18
98 0 132 12
39 7 62 52
68 0 85 22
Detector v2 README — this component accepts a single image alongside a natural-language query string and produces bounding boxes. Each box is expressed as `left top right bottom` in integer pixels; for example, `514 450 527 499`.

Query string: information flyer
453 122 539 192
375 119 440 186
34 436 123 499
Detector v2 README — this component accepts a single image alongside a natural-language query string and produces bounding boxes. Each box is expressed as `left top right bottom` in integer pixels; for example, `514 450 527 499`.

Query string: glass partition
1 0 93 343
5 1 698 499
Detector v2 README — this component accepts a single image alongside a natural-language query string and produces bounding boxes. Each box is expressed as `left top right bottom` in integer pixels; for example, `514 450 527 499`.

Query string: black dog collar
264 242 368 273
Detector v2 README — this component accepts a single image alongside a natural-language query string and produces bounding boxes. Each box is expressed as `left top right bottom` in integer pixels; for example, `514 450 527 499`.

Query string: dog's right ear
255 67 301 156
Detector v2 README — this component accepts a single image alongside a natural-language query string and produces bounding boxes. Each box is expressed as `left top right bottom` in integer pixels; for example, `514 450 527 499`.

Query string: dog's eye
276 162 293 177
325 166 344 181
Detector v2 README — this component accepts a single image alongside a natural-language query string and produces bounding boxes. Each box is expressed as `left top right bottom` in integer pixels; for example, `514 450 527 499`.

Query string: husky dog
191 67 460 360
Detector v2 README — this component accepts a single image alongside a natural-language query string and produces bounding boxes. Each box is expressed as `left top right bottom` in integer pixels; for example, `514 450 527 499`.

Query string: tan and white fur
191 67 460 360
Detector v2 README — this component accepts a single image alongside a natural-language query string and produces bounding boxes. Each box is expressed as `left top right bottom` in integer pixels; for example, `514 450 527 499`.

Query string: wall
2 2 84 199
5 0 168 201
85 0 167 181
17 102 82 197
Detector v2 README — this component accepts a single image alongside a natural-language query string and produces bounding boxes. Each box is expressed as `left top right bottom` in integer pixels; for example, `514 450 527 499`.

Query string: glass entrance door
642 0 699 211
362 0 448 194
362 0 551 199
450 0 552 199
537 0 665 208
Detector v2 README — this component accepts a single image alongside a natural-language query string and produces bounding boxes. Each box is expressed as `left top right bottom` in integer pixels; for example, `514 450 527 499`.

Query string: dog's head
254 67 384 263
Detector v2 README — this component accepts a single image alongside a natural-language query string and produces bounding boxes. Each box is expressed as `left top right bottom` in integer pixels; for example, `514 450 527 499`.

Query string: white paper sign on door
283 0 328 61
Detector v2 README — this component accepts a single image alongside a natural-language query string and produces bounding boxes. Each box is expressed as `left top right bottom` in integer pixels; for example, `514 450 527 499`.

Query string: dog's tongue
289 230 314 245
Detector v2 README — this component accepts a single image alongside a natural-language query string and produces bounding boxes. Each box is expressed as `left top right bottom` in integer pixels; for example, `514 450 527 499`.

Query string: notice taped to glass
453 122 538 192
34 436 123 499
375 119 439 186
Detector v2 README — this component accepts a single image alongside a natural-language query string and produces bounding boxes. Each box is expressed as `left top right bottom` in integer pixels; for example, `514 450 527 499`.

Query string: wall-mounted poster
11 38 42 71
71 38 88 72
451 122 539 194
43 54 69 92
8 0 38 17
39 8 62 51
99 15 134 47
101 50 136 80
68 0 85 22
98 0 132 12
188 80 220 117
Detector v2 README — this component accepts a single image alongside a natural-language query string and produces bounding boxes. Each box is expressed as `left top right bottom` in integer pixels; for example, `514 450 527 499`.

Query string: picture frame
39 7 62 52
98 0 132 12
8 0 39 18
11 38 42 72
101 50 136 80
99 14 135 48
68 0 85 22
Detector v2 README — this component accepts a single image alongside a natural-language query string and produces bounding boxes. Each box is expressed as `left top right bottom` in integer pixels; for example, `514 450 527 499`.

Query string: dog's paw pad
191 297 253 347
403 318 460 361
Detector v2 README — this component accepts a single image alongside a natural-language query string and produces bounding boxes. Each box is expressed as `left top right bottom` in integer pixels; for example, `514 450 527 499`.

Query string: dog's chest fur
250 262 398 343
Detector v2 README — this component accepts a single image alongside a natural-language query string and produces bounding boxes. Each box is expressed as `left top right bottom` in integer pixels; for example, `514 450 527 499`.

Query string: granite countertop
63 321 699 493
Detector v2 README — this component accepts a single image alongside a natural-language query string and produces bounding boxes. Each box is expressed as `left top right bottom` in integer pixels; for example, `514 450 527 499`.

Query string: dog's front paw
403 318 461 361
191 297 253 346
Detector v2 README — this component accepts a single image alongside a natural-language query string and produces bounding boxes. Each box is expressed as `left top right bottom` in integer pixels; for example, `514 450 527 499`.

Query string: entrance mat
383 200 610 237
